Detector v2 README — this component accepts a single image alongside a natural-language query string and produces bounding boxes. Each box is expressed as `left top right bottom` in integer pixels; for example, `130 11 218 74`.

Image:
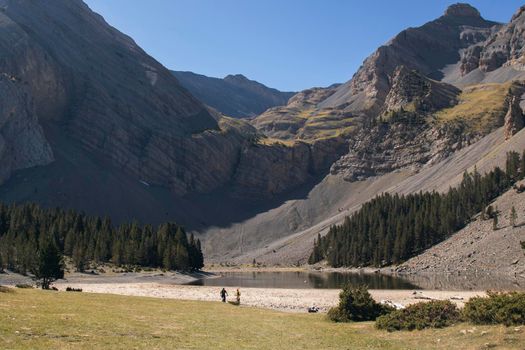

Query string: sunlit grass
436 82 511 133
256 137 296 147
1 289 524 349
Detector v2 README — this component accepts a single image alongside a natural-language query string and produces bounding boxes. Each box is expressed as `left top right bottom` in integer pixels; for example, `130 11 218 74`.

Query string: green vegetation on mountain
435 82 513 133
0 203 203 274
254 106 356 143
310 151 525 267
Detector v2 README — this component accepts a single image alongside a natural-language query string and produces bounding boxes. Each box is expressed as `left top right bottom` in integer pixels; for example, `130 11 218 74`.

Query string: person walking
220 288 228 303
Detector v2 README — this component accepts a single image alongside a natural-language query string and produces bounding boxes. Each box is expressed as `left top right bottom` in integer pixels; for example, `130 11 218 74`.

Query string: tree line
0 203 204 273
310 150 525 267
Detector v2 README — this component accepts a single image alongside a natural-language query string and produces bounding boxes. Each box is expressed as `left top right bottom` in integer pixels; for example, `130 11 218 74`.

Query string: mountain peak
224 74 249 82
444 3 481 18
511 5 525 22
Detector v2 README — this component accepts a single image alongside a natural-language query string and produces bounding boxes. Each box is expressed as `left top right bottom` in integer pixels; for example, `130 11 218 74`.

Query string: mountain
0 0 336 222
1 0 525 274
172 71 295 118
445 5 525 86
204 3 525 267
318 3 500 116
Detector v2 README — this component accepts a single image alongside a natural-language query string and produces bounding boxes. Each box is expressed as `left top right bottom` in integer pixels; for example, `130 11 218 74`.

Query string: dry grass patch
436 82 511 133
256 137 296 147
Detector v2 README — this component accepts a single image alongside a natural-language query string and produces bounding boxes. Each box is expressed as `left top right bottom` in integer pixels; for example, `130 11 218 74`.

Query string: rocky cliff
318 3 499 116
460 6 525 75
0 73 53 183
0 0 341 214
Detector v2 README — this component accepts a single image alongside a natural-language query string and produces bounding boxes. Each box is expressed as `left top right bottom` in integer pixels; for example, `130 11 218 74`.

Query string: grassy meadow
1 288 524 349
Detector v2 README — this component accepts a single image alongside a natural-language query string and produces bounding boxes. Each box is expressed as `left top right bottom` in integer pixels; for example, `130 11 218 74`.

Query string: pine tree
72 243 87 272
163 245 173 270
493 210 499 231
175 243 190 271
195 239 204 270
32 240 64 289
511 206 517 228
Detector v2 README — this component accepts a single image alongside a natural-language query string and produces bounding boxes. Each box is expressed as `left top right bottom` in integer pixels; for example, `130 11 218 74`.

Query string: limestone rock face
503 96 524 140
232 137 347 198
444 3 481 18
0 74 54 183
503 83 525 140
0 0 335 200
460 6 525 75
319 4 497 116
0 10 57 184
383 66 460 114
330 120 471 181
331 81 525 182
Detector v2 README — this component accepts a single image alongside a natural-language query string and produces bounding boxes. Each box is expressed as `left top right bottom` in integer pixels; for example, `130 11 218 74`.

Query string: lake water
187 271 420 290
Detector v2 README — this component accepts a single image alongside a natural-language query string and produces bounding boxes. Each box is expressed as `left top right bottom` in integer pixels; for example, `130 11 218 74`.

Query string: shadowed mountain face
0 0 342 224
172 71 295 118
0 0 224 194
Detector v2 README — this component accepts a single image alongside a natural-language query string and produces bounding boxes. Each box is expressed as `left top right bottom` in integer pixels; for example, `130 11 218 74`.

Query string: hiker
236 288 241 304
220 288 228 302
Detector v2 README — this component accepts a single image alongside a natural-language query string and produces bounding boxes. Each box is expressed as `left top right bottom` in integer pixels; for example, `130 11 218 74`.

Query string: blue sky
84 0 523 91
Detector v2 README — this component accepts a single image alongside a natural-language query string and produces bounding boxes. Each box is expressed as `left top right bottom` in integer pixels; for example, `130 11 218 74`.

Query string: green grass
1 289 524 349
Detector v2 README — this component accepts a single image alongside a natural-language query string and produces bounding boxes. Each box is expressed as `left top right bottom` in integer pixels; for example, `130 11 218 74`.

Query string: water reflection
400 273 525 291
187 271 420 290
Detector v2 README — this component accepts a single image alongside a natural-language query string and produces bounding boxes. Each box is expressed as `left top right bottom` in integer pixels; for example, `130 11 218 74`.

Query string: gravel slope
227 127 525 272
400 180 525 278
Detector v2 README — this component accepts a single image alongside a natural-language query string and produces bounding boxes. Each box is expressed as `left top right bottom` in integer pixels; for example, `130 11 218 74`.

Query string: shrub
375 300 461 332
15 283 33 289
66 287 83 292
463 291 525 326
0 285 14 293
328 285 393 322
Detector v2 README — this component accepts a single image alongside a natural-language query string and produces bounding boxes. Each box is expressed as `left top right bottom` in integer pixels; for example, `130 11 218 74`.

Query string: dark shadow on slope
180 172 327 231
0 122 330 230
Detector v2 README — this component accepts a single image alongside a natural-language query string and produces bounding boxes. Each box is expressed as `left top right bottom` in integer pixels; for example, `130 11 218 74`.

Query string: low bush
66 287 83 292
15 283 33 289
328 285 393 322
463 291 525 326
375 300 461 332
0 285 14 293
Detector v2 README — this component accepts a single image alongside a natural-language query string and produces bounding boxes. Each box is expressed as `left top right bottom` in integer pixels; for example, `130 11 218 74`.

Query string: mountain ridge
172 70 295 118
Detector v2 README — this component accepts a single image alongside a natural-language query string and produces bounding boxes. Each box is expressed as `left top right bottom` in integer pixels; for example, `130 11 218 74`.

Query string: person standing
220 288 228 302
236 288 241 304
